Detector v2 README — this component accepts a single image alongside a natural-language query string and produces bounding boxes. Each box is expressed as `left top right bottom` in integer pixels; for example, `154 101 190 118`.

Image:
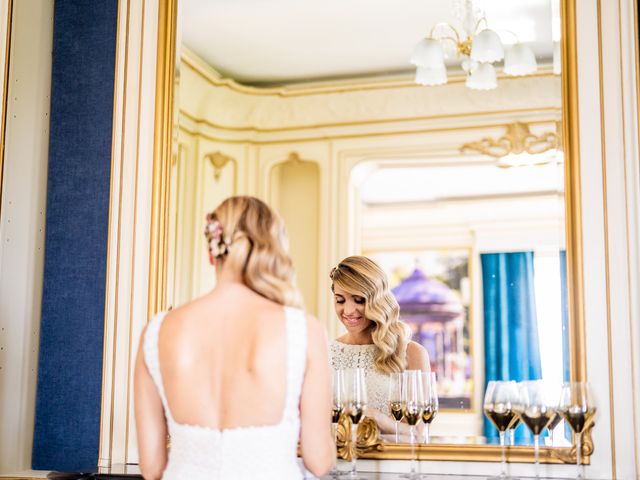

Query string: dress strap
142 311 174 424
282 307 307 422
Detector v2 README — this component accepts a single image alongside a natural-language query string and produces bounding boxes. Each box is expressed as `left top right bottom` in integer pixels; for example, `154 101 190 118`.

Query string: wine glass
515 381 557 478
483 380 519 478
388 372 403 443
401 370 424 479
544 382 562 446
421 371 438 445
344 368 367 479
330 369 346 477
559 382 597 479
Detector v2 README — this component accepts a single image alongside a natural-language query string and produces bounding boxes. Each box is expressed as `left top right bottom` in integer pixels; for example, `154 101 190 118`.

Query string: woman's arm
299 315 335 477
134 326 168 480
406 340 430 371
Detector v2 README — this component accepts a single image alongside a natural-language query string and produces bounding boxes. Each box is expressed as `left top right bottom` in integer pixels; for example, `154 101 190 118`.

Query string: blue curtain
481 252 542 444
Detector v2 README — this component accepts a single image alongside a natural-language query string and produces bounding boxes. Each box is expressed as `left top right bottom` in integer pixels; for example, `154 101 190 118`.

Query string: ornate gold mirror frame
147 0 589 465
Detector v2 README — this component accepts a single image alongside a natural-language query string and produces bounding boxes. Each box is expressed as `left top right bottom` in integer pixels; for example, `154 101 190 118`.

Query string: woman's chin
342 320 366 332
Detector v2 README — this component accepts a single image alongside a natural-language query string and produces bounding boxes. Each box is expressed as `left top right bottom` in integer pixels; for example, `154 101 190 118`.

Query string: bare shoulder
406 340 430 371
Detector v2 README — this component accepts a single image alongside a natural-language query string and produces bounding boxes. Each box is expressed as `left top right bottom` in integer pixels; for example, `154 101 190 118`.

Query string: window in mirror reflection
356 158 568 444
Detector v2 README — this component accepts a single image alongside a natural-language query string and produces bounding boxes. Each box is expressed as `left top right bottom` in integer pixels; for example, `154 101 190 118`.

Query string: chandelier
410 0 537 90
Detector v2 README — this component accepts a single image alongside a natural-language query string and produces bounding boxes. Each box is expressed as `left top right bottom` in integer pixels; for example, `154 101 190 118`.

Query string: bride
329 256 430 433
134 196 335 479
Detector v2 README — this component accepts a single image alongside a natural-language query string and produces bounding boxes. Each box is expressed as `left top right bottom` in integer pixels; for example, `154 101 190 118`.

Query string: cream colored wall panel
256 143 334 330
271 159 320 314
100 0 160 467
620 0 640 474
192 138 243 298
0 0 53 473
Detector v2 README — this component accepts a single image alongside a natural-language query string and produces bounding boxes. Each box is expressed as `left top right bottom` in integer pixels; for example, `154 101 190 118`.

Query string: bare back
158 284 289 430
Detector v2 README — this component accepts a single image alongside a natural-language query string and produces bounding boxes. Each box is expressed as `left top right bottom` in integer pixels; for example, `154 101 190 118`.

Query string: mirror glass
168 0 572 454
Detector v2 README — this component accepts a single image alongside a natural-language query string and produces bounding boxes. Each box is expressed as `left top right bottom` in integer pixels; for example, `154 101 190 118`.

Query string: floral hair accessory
204 214 231 258
329 267 338 279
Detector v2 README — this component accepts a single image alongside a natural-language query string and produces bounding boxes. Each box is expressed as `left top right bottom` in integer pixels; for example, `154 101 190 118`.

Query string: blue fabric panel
480 252 543 444
32 1 118 471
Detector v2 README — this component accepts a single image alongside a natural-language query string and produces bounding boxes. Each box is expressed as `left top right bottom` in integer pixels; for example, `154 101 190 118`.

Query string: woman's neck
341 329 373 345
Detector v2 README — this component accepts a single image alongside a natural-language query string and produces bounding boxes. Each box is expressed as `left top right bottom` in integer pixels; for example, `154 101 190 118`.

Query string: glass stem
395 420 399 444
331 423 338 474
534 434 540 478
499 430 507 477
424 423 430 444
351 422 358 476
410 425 416 475
576 432 582 479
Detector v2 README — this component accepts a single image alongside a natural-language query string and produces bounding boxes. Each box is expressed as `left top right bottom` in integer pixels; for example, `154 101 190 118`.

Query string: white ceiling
180 0 558 85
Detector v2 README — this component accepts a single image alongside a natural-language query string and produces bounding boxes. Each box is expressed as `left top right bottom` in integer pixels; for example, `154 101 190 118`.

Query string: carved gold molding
335 414 384 461
460 121 561 159
204 151 234 181
334 414 593 465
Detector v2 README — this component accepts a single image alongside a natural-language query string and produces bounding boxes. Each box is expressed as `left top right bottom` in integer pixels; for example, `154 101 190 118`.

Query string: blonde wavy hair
205 196 303 308
330 256 410 374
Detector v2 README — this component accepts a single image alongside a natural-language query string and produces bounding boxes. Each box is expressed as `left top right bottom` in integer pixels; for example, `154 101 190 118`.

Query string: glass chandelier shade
410 38 446 67
503 43 538 76
470 29 504 63
465 62 497 90
415 65 447 86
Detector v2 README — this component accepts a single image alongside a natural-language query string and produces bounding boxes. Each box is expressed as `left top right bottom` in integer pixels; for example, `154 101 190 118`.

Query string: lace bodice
329 341 391 416
143 308 307 480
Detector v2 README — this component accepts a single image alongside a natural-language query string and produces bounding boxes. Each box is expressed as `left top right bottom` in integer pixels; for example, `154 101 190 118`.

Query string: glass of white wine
401 370 424 479
388 372 403 443
515 380 558 478
421 371 438 445
559 382 597 479
344 368 367 480
483 380 520 479
330 369 346 477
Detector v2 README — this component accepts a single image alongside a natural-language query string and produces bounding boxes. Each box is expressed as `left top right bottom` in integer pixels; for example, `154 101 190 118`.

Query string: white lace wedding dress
329 341 391 416
143 307 307 479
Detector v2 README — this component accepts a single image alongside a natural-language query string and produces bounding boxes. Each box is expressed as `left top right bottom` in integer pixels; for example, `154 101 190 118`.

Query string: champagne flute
388 372 403 443
515 381 557 478
559 382 597 479
401 370 424 479
345 368 367 479
421 371 438 445
330 369 346 477
483 380 519 478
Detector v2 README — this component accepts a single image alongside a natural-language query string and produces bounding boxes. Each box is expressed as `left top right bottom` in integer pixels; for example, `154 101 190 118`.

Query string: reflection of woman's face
333 285 372 334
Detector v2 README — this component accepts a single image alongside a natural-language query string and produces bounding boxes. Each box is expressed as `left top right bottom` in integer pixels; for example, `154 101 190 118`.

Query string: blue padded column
32 0 118 471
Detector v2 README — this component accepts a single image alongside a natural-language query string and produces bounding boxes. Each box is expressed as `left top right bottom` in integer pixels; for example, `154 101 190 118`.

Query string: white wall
0 0 54 473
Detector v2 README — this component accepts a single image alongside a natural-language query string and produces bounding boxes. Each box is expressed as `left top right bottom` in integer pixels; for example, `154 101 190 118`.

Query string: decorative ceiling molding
459 121 561 158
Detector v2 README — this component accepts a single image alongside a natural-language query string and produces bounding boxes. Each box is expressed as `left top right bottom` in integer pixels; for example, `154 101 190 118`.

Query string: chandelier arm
474 16 489 33
496 29 520 44
430 22 461 44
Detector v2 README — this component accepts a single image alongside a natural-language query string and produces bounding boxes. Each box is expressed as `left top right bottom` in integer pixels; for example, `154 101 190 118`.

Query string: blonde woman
329 256 430 432
134 196 334 480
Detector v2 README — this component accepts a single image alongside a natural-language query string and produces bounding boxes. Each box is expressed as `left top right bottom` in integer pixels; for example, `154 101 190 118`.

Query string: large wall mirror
151 0 587 465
